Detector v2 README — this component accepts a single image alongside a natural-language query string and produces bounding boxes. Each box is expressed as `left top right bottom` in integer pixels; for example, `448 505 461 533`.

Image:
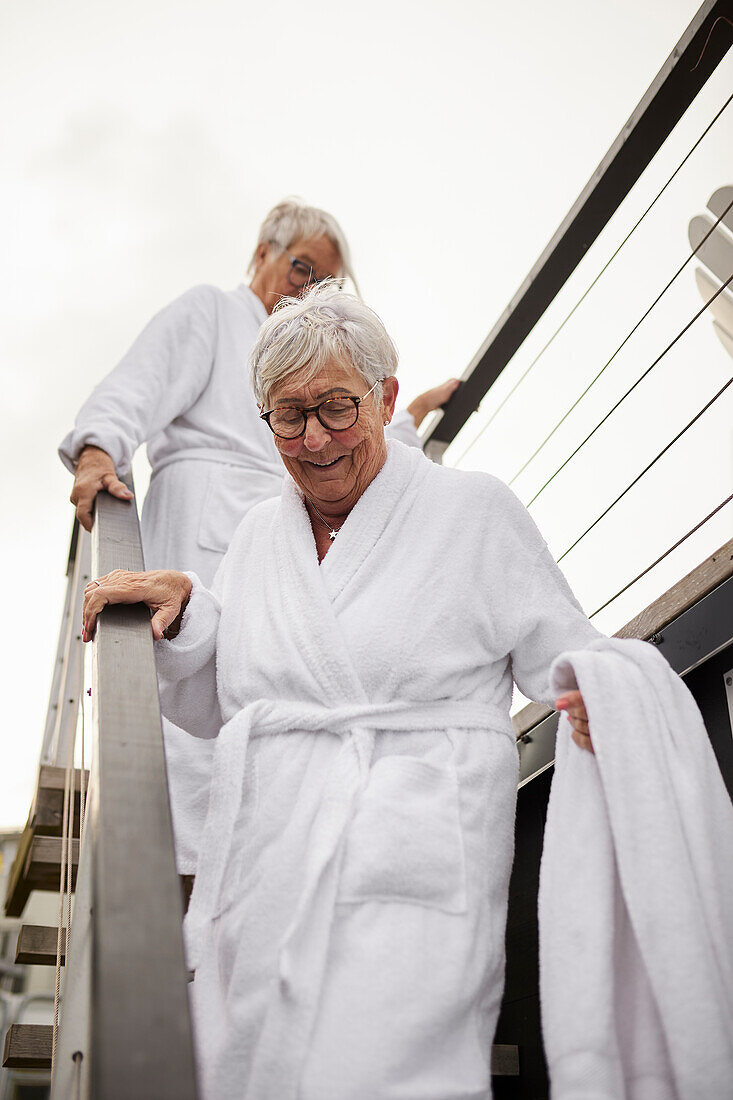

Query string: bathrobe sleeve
58 286 218 473
155 570 223 738
477 477 604 705
386 410 421 449
509 543 604 706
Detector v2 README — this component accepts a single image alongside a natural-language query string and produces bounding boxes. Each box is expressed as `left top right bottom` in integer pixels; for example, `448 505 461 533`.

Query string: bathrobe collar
234 282 268 324
283 439 431 605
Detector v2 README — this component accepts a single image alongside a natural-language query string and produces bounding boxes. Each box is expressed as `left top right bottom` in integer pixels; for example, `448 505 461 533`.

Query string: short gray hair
248 198 358 290
250 282 398 408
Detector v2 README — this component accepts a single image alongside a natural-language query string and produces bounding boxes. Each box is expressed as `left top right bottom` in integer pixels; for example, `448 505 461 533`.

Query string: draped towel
540 638 733 1100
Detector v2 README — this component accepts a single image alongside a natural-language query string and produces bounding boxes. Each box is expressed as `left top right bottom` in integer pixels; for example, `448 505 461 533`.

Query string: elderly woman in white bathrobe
62 198 459 877
81 284 600 1100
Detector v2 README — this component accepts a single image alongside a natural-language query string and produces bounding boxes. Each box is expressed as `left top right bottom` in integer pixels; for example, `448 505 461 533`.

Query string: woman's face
267 357 399 517
250 235 343 314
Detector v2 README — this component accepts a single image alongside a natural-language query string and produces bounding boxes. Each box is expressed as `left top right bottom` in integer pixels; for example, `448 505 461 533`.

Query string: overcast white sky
1 0 725 829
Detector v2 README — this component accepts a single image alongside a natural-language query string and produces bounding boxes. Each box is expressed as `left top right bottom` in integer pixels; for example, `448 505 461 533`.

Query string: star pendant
329 529 338 540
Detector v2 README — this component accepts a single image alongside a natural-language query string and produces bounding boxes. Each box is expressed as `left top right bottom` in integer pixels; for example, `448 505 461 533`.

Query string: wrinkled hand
82 569 193 643
555 690 593 754
406 378 461 429
71 446 134 531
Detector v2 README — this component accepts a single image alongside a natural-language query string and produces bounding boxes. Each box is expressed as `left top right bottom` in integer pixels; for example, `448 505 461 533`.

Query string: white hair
250 281 398 408
248 198 358 290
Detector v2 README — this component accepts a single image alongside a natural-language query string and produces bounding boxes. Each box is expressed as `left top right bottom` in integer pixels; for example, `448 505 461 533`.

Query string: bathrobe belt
151 446 283 478
184 698 509 1058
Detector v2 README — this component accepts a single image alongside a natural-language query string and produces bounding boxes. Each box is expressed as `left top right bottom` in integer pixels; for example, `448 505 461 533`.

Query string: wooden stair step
2 1024 52 1070
491 1043 520 1076
5 835 79 919
33 765 89 837
4 766 88 919
15 924 67 966
26 835 80 892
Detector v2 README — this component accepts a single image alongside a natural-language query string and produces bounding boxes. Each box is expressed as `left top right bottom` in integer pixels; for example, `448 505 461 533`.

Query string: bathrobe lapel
273 476 369 706
317 438 429 605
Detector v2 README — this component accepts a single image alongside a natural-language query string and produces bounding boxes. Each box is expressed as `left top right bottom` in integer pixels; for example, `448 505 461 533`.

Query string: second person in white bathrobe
59 198 458 582
82 283 600 1099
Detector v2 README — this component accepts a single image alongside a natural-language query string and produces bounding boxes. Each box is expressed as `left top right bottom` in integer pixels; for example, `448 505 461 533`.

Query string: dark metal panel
493 768 554 1099
89 479 198 1099
652 572 733 676
684 644 733 800
517 715 559 788
425 0 733 451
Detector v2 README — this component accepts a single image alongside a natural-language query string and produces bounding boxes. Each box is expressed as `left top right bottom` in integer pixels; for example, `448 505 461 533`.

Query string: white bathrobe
58 284 422 871
156 440 603 1100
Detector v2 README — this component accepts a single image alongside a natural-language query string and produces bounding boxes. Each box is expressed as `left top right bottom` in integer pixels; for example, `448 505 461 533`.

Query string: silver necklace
308 500 343 541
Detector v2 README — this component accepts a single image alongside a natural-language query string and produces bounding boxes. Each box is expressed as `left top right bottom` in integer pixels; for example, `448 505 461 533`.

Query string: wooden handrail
52 476 197 1099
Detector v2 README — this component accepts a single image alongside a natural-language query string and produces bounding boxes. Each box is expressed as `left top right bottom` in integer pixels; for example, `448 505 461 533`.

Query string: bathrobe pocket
339 756 467 913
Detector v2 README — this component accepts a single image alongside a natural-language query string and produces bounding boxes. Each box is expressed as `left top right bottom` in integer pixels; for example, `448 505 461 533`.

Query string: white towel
540 637 733 1100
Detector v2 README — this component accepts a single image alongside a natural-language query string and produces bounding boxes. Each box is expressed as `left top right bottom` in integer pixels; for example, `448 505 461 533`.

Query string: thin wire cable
588 491 733 619
511 191 733 495
525 268 733 511
451 90 733 469
556 374 733 565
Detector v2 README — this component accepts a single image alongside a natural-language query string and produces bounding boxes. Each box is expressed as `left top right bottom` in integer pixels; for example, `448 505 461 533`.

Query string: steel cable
588 491 733 620
510 191 733 497
524 266 733 512
556 374 733 565
452 90 733 471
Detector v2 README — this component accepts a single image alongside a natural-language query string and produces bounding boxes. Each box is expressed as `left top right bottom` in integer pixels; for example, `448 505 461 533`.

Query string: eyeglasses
286 254 334 290
260 381 380 439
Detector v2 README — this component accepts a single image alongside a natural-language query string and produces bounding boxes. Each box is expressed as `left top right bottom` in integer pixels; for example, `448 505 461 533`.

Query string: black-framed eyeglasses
260 381 380 439
286 253 334 290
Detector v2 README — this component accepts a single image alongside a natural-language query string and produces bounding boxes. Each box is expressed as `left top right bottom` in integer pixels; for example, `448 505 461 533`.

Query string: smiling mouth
306 456 344 468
